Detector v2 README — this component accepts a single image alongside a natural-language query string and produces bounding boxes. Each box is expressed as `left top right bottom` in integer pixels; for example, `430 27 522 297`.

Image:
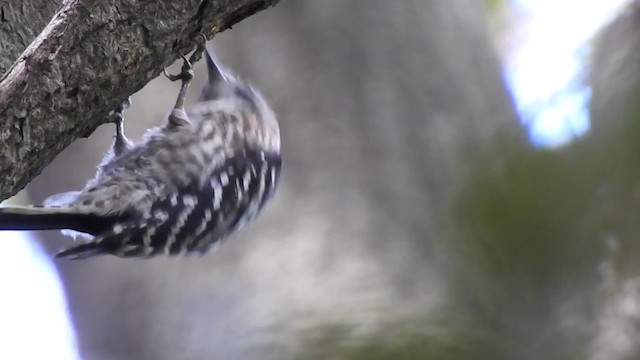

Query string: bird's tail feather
55 242 108 260
0 206 114 235
55 219 154 260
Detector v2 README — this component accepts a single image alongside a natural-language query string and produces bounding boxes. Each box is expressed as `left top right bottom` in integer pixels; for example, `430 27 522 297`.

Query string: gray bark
0 0 278 201
0 1 63 72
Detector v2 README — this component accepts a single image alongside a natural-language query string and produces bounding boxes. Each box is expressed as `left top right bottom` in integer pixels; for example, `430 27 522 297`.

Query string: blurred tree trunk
585 5 640 360
27 0 522 359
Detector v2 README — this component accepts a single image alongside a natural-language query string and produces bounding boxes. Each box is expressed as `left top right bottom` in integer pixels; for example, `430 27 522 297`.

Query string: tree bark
0 0 278 201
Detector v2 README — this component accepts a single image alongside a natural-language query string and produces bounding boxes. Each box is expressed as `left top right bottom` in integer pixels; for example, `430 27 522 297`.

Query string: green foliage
296 314 498 360
483 0 507 14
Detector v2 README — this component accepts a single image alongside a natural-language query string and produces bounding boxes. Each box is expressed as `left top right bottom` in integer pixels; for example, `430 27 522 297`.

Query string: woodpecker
0 37 282 259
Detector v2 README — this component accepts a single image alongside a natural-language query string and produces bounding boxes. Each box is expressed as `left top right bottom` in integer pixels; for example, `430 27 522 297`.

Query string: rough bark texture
0 1 63 72
0 0 278 201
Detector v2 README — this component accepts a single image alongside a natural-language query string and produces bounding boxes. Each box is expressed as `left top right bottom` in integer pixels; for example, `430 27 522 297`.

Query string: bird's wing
56 149 282 259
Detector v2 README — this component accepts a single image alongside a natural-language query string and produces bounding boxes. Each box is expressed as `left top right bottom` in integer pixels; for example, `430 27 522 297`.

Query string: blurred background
3 0 640 358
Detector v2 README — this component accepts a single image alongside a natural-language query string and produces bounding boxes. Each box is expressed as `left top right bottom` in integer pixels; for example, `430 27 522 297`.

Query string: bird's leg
163 34 208 128
107 97 133 156
164 53 193 110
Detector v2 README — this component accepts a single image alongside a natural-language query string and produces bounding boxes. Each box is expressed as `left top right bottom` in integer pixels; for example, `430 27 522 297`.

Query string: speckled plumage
0 43 282 259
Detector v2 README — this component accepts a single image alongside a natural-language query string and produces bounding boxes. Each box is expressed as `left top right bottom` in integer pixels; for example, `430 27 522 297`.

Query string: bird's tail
55 241 110 260
0 205 113 235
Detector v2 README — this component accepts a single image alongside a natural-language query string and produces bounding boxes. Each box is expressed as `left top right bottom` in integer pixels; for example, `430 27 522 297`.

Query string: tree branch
0 0 278 201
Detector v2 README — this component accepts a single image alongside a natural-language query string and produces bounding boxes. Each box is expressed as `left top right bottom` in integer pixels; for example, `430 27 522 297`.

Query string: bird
0 36 282 259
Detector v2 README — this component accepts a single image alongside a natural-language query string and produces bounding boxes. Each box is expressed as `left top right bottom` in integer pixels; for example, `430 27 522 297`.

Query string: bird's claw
162 33 208 82
163 53 193 82
107 97 132 126
163 34 207 128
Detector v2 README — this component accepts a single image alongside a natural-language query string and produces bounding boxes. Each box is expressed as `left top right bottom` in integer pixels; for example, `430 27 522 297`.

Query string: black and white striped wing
177 149 282 255
55 149 282 259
